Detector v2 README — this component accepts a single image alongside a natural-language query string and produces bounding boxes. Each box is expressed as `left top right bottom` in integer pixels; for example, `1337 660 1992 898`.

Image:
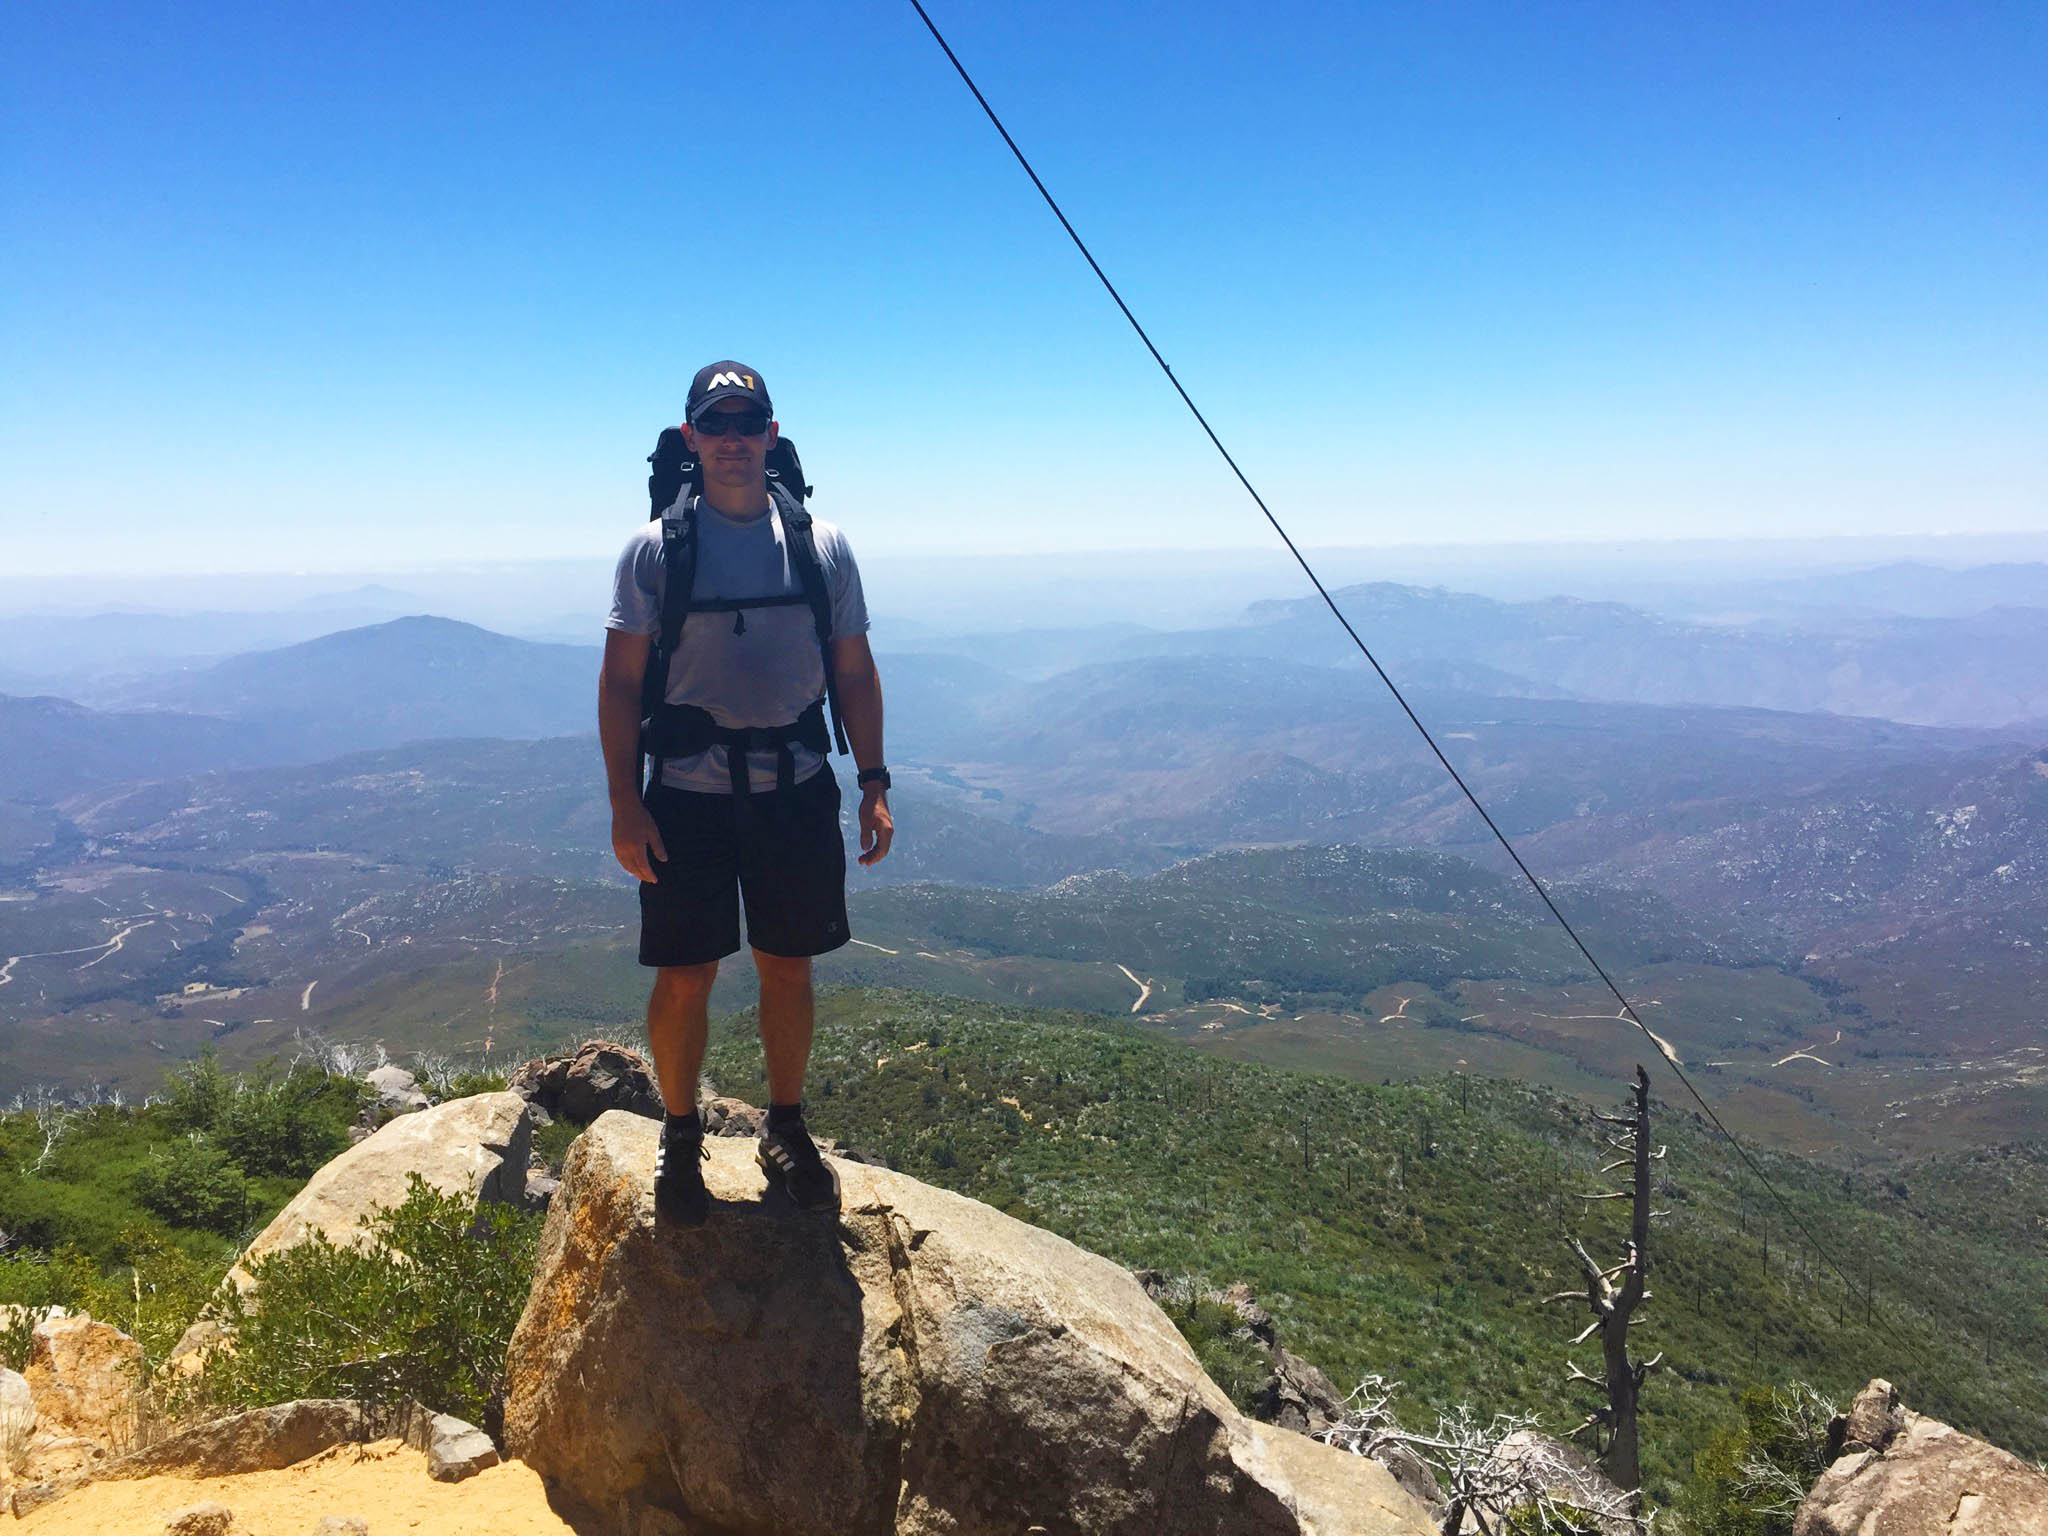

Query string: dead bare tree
1549 1063 1664 1497
11 1083 79 1176
291 1025 382 1079
1316 1376 1646 1535
1729 1383 1838 1521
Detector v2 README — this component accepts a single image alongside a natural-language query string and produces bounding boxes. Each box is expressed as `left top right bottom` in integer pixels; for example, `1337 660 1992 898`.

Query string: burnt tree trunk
1552 1063 1662 1498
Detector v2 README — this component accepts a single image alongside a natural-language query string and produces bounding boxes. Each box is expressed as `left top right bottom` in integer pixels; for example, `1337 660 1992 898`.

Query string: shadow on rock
505 1112 1434 1536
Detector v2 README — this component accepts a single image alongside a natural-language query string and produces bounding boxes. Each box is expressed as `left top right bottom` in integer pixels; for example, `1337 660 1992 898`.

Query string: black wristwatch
856 766 891 791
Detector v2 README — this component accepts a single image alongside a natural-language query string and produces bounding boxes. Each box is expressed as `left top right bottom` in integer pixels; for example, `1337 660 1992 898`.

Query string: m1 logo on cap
708 371 755 390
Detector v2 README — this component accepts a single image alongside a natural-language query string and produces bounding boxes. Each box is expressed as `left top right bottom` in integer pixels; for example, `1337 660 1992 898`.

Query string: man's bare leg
647 961 718 1117
753 950 814 1106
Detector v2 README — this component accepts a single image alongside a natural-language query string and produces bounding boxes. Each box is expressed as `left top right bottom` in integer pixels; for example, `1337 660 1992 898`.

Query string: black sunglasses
693 411 770 438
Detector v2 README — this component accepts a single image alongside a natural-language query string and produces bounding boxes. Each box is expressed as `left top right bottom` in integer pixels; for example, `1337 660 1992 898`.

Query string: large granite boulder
15 1313 144 1485
504 1112 1437 1536
507 1040 663 1125
1794 1378 2048 1536
225 1091 532 1294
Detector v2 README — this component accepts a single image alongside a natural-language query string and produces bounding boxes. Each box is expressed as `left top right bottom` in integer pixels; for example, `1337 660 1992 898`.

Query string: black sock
766 1101 804 1130
664 1110 702 1138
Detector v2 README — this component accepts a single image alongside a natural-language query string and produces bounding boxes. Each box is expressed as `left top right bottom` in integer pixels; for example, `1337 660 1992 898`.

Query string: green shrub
1676 1383 1837 1536
0 1226 225 1371
0 1168 142 1258
133 1135 249 1235
98 1225 231 1363
159 1047 234 1134
200 1175 541 1432
531 1117 581 1172
1495 1504 1614 1536
441 1070 510 1098
0 1244 100 1369
1156 1287 1271 1411
214 1062 362 1178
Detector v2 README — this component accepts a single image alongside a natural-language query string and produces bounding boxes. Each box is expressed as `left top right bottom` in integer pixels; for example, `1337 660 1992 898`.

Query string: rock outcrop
508 1040 663 1125
14 1312 144 1488
1794 1378 2048 1536
225 1090 533 1293
97 1398 435 1480
504 1111 1437 1536
365 1063 430 1115
1134 1272 1446 1521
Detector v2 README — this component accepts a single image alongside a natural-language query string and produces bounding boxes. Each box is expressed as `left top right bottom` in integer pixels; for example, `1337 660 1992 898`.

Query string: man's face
684 398 779 494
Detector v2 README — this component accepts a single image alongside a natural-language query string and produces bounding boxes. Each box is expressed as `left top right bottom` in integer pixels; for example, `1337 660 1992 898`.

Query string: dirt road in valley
1116 963 1151 1013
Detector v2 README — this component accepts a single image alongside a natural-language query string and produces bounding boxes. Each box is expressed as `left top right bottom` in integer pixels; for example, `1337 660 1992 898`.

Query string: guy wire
907 0 1923 1357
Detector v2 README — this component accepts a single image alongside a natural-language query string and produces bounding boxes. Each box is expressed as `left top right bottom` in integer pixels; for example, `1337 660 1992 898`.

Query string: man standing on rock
599 361 892 1226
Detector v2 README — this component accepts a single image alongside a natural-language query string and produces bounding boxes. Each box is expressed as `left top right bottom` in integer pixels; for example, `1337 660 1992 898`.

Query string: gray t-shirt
608 497 869 794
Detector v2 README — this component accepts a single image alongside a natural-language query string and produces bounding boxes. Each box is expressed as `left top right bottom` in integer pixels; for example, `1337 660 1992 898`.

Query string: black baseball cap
686 360 773 422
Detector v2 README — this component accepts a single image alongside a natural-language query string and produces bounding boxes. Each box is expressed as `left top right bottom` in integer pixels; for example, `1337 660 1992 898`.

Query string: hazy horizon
10 528 2048 619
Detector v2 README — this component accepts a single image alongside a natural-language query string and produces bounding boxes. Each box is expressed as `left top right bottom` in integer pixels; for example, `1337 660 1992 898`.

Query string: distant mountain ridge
0 694 302 801
1212 582 2048 727
106 615 601 758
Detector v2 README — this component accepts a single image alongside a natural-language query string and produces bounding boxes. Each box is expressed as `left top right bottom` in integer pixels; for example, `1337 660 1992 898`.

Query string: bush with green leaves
157 1048 365 1179
199 1175 541 1432
1673 1383 1838 1536
530 1116 581 1173
158 1047 234 1135
1149 1280 1272 1409
213 1060 362 1178
0 1225 224 1370
133 1134 249 1235
0 1244 100 1369
439 1069 510 1099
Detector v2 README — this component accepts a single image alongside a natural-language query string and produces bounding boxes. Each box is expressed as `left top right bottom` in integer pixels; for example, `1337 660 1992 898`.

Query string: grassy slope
704 987 2047 1505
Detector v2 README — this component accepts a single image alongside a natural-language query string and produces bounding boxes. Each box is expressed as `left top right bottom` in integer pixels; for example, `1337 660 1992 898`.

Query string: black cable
906 0 1914 1347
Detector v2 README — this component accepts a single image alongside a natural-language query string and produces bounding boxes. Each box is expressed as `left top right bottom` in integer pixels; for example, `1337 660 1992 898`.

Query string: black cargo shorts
636 767 849 967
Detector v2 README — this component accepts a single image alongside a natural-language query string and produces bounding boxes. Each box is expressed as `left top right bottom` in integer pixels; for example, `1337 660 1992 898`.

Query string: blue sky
4 1 2043 575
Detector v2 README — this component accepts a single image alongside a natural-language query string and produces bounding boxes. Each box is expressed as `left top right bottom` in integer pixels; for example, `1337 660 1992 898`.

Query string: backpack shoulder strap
772 486 850 755
638 498 700 792
656 499 699 661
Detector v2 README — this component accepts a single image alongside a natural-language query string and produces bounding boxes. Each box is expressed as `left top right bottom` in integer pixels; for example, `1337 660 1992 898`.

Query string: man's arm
832 632 893 867
599 630 667 882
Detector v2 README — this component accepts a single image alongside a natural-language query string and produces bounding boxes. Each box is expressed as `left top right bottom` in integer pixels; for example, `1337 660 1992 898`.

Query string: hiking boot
653 1124 710 1227
757 1112 840 1212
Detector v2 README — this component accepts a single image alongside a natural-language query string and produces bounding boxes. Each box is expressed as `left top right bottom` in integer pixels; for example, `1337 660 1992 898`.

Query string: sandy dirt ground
10 1438 580 1533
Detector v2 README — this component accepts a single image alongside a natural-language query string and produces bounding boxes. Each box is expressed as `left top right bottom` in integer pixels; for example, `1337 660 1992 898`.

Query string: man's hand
611 800 668 883
857 786 894 867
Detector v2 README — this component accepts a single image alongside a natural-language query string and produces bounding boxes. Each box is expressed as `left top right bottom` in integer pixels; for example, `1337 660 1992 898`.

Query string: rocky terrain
0 1050 2038 1532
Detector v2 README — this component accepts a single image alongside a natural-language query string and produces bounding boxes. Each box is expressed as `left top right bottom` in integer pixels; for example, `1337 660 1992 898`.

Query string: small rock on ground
427 1413 499 1482
163 1500 238 1535
311 1517 370 1535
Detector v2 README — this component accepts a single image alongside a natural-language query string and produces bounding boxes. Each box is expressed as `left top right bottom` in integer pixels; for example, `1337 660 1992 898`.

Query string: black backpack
646 427 813 519
638 427 847 787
